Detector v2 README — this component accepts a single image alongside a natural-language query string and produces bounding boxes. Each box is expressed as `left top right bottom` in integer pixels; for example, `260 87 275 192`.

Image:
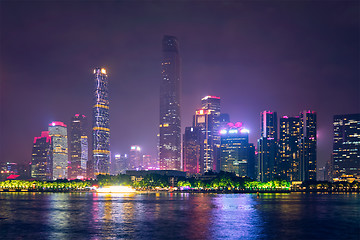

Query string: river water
0 192 359 239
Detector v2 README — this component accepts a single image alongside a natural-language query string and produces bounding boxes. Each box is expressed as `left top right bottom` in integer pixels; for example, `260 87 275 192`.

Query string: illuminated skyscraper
112 154 128 174
30 131 52 180
201 95 221 172
299 110 317 181
129 146 142 170
258 111 277 182
159 35 181 170
278 116 300 181
220 123 252 177
93 67 110 175
183 127 202 175
332 113 360 180
49 121 68 180
194 109 213 173
69 114 88 179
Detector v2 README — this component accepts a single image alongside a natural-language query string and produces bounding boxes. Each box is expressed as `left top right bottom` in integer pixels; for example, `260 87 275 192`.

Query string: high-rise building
129 146 142 170
194 109 213 173
201 95 221 172
258 111 277 182
278 116 300 181
49 121 68 180
220 123 252 177
159 35 181 170
112 154 128 175
69 114 88 179
142 155 152 169
30 131 52 180
183 127 202 175
333 113 360 180
93 67 110 175
299 110 317 181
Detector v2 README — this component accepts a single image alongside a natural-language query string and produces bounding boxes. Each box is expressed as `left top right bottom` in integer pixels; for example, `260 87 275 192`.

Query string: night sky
1 1 358 170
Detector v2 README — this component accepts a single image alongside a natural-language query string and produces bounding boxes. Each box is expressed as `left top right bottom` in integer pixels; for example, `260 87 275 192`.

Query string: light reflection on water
0 192 359 240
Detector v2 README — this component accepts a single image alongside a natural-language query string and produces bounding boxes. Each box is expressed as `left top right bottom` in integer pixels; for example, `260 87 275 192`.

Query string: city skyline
1 1 358 170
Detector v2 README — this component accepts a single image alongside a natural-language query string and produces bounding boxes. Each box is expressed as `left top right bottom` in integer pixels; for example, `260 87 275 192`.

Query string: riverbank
1 188 359 194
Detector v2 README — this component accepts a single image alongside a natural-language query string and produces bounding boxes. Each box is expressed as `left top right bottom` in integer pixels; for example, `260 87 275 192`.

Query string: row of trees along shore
0 172 359 192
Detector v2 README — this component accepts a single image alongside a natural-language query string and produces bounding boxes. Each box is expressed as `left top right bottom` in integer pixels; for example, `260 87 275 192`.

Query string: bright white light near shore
96 186 135 193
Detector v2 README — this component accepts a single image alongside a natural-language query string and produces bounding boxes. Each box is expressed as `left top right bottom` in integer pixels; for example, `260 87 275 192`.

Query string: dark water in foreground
0 192 359 240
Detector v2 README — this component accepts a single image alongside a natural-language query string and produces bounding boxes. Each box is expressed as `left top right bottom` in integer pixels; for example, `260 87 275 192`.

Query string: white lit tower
49 121 68 179
93 68 110 175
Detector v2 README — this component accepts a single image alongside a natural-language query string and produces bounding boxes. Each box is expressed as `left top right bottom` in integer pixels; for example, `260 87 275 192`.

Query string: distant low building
126 170 186 187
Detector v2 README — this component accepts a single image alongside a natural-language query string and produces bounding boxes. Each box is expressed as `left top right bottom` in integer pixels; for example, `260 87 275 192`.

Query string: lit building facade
69 114 88 179
258 111 277 182
194 109 214 173
129 145 142 170
49 121 68 180
30 131 52 180
299 110 317 181
220 123 252 177
93 67 110 175
112 154 128 175
333 113 360 180
159 35 181 170
278 116 300 181
201 95 221 172
183 127 202 175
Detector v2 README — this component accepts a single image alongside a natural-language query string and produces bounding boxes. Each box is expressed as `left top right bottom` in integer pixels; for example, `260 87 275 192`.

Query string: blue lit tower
220 122 252 177
93 68 110 175
159 35 181 170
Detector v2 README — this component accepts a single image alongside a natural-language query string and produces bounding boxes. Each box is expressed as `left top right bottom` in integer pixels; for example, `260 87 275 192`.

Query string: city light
241 128 250 134
220 129 227 134
229 129 238 134
96 186 136 193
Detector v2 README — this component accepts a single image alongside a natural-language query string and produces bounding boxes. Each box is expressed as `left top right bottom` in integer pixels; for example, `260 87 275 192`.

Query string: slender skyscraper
299 110 317 181
69 114 88 179
49 121 68 180
201 96 221 172
278 116 300 181
258 111 277 182
93 68 110 175
159 35 181 170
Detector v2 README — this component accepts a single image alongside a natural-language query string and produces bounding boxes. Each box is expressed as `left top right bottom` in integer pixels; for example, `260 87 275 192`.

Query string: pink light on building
234 122 242 128
7 174 20 180
49 121 67 127
283 116 289 119
202 95 220 100
33 131 51 143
